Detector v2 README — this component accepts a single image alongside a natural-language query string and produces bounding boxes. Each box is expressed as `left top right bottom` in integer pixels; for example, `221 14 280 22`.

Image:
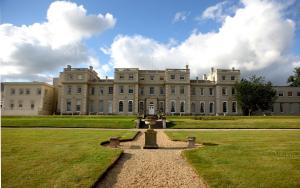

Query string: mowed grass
2 128 137 188
166 130 300 188
167 116 300 129
2 115 136 128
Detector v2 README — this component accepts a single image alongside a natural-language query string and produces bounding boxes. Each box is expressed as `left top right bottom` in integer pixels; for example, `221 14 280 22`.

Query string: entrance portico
146 98 157 115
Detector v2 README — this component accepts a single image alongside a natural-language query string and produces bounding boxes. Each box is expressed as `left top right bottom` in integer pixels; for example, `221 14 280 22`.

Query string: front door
149 105 155 115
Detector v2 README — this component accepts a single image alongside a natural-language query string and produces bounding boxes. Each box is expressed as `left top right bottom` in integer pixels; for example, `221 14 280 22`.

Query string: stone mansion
1 65 300 116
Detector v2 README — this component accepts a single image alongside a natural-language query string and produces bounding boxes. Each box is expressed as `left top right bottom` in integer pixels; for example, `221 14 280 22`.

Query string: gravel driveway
97 130 206 188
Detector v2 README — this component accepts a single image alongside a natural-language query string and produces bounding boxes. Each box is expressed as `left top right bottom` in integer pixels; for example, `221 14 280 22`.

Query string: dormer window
231 76 235 80
170 74 175 80
222 75 226 80
119 74 124 79
180 75 185 80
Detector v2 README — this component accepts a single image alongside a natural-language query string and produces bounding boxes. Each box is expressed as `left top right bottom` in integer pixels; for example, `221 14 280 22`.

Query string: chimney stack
232 67 235 71
203 74 207 80
105 76 108 80
89 66 93 70
185 65 189 69
67 65 71 70
196 76 199 80
211 67 214 73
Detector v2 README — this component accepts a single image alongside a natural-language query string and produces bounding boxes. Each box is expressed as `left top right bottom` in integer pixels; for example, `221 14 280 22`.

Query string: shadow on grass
202 142 219 146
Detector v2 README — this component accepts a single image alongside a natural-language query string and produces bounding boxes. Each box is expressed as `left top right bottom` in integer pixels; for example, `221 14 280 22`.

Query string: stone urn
143 118 159 149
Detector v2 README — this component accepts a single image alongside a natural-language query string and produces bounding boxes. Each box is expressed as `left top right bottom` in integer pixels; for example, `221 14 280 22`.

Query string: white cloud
200 1 228 22
173 11 189 23
0 1 116 82
106 0 298 84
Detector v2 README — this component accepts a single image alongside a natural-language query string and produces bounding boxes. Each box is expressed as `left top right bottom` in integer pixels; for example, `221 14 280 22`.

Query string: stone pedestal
187 137 196 148
109 137 120 148
143 129 159 149
136 119 140 128
162 119 166 129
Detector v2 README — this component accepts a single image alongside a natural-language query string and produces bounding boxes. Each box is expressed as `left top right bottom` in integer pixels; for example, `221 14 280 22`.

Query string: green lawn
2 115 136 128
2 128 137 188
166 130 300 188
167 116 300 129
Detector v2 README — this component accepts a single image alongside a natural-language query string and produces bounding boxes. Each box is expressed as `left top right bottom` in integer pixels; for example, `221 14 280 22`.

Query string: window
37 88 41 95
180 101 185 112
139 101 144 113
287 91 293 96
140 87 144 95
119 86 124 94
232 101 237 113
19 89 24 95
232 88 235 95
128 86 134 94
99 100 104 112
160 76 164 81
68 74 73 80
67 86 72 94
160 87 164 95
77 87 81 94
26 89 30 95
223 101 227 113
280 103 283 113
231 76 235 80
77 75 83 80
89 100 95 113
149 87 155 95
171 101 176 113
91 87 95 95
222 75 226 80
140 77 144 80
171 86 175 94
129 74 134 80
76 99 81 112
66 99 72 111
191 103 196 113
297 91 300 96
119 74 124 79
150 75 154 80
180 86 185 94
10 88 15 95
278 91 284 96
170 74 175 80
10 101 14 109
180 75 185 80
119 101 124 112
289 103 293 113
18 101 23 108
209 88 213 96
30 102 35 110
108 87 113 94
209 102 214 113
99 87 104 95
128 100 133 112
222 87 227 95
159 101 164 112
200 102 205 113
191 87 196 95
200 88 204 96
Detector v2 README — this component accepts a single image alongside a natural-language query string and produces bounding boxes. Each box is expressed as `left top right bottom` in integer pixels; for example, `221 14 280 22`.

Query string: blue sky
1 0 300 84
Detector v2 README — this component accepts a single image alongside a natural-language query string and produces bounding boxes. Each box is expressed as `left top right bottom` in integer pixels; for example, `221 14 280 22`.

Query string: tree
235 76 277 116
287 67 300 87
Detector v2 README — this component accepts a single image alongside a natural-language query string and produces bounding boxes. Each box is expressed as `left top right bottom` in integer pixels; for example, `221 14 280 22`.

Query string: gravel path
97 130 206 188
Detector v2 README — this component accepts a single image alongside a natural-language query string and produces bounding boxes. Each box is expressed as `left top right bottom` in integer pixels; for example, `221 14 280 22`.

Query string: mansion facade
1 65 300 116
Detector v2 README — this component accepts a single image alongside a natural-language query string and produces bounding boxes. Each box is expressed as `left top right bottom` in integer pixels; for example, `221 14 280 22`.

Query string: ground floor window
128 100 133 112
209 102 214 113
223 101 227 113
171 101 176 113
232 101 237 113
66 99 71 111
108 101 112 113
119 101 124 112
159 101 164 112
180 101 185 112
99 100 104 113
200 102 205 113
76 99 81 112
280 103 283 113
139 101 144 113
191 102 196 113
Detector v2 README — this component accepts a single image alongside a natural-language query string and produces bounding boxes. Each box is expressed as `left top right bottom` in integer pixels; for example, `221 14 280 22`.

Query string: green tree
287 67 300 86
235 76 277 116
